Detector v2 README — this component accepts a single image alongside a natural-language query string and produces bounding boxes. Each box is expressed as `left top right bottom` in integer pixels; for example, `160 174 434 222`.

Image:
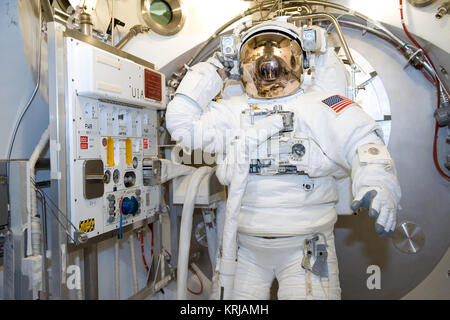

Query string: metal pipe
277 1 409 47
53 7 70 18
115 25 151 50
176 0 419 99
290 13 355 66
262 0 281 20
322 19 398 45
40 0 54 22
183 0 408 70
290 12 358 98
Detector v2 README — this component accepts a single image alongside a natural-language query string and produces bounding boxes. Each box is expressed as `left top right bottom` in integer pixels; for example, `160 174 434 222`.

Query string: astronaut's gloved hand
351 187 397 238
216 114 284 186
207 52 234 80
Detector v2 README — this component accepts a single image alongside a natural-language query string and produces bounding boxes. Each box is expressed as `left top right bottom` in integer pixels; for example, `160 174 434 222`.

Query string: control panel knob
113 169 120 184
121 196 140 216
104 170 111 184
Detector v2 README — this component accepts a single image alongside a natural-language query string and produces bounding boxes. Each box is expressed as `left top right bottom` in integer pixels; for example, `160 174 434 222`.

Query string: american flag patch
322 95 355 114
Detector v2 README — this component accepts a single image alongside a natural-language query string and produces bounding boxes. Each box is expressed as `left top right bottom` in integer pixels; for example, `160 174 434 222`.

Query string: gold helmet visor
239 32 304 99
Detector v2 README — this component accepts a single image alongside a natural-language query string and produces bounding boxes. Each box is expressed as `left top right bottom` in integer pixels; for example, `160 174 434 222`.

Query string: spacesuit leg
232 231 340 300
324 230 341 300
232 235 275 300
276 229 341 300
274 240 309 300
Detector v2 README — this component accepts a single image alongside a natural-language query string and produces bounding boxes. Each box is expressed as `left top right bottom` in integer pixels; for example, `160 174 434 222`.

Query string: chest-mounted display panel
240 105 310 175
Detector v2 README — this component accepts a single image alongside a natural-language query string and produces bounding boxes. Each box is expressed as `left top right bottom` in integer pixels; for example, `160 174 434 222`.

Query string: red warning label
144 69 162 102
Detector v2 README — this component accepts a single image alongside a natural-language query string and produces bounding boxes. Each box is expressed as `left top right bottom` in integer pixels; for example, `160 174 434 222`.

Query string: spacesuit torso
211 89 380 236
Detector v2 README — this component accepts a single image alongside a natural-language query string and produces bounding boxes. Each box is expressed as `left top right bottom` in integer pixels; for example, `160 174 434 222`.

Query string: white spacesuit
166 21 401 300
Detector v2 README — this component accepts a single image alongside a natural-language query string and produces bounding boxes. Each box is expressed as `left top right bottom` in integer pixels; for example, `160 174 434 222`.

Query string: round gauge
113 169 120 184
103 170 111 184
292 143 306 157
132 157 138 169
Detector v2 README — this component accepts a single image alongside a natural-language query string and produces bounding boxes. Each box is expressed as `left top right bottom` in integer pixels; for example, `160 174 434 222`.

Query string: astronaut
166 20 401 300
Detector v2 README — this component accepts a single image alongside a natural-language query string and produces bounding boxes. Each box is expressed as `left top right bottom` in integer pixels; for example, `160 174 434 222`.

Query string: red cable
140 227 149 272
155 239 203 295
187 266 204 296
166 244 203 295
157 244 203 295
400 1 440 84
155 247 203 295
400 0 423 50
399 0 450 180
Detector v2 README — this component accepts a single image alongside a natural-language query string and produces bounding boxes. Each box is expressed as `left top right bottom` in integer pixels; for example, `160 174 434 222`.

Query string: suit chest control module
241 105 310 175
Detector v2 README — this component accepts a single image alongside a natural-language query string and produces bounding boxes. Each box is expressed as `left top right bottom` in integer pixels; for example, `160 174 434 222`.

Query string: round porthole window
141 0 186 36
150 1 173 26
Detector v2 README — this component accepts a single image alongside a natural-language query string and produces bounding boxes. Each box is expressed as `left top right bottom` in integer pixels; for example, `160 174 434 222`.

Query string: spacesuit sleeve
166 61 238 154
312 101 401 209
308 102 381 169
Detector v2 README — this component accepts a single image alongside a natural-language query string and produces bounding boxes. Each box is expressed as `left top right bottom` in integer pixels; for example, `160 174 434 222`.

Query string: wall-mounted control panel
64 36 165 241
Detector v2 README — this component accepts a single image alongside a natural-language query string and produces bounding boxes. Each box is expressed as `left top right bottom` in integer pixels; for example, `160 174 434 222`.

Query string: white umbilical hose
176 166 213 300
214 115 283 299
217 165 249 299
29 126 50 257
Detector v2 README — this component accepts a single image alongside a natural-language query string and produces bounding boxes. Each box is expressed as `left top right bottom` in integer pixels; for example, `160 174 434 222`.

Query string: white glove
206 52 235 81
216 114 284 186
351 187 398 237
208 51 234 69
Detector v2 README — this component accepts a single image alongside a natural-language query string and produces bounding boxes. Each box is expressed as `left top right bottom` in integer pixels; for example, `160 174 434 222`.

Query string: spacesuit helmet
239 24 304 99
